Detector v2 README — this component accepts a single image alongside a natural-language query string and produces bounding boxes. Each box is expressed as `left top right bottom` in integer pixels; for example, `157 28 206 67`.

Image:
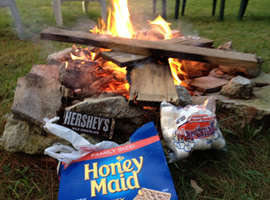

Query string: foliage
0 0 269 199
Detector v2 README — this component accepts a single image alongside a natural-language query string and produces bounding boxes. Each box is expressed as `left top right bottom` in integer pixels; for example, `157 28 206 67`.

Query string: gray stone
47 48 72 64
66 96 146 118
0 114 104 154
192 73 270 121
0 114 66 154
11 71 62 125
220 75 253 99
66 96 152 135
30 64 59 79
175 85 192 106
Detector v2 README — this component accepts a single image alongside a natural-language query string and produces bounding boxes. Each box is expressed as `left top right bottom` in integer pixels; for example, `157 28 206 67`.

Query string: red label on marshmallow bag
175 114 216 142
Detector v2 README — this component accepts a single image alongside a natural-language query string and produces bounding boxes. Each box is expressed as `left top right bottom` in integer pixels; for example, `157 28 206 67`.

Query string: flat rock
47 48 72 64
0 114 65 154
192 73 270 121
30 64 59 79
0 114 104 154
11 70 62 125
220 75 253 99
189 76 229 93
67 95 147 118
66 96 153 135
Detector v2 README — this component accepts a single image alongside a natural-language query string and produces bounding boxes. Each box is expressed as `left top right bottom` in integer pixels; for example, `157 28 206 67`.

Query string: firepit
1 0 269 155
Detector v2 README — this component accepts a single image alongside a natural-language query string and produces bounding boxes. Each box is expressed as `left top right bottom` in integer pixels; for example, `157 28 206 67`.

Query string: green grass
0 0 270 199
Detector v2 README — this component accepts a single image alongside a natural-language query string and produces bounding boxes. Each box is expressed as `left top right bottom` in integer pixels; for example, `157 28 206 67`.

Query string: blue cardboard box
58 122 178 200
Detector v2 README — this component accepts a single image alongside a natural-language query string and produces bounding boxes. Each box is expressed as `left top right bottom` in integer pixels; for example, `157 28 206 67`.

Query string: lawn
0 0 270 199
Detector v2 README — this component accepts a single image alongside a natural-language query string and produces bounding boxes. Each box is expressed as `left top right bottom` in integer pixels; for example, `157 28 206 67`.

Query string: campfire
51 0 218 106
1 0 266 155
51 0 261 106
57 0 194 105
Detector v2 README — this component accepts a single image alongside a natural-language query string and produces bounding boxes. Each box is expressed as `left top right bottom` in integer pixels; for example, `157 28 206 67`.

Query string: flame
110 0 134 38
89 0 188 87
148 15 172 39
70 53 84 60
168 58 189 85
91 52 96 61
91 0 134 38
65 61 68 69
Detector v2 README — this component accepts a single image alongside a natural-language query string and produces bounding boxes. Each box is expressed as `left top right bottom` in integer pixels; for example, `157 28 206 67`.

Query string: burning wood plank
41 27 262 70
159 36 214 48
100 37 213 67
128 63 178 106
100 51 148 67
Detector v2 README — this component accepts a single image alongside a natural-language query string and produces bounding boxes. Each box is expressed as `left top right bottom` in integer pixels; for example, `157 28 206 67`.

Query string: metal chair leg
153 0 156 14
53 0 63 26
238 0 249 20
212 0 217 16
8 0 25 39
174 0 180 19
181 0 186 16
162 0 166 19
219 0 225 21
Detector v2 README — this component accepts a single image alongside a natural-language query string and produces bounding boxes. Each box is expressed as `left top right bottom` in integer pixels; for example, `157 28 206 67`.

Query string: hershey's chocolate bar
59 110 115 139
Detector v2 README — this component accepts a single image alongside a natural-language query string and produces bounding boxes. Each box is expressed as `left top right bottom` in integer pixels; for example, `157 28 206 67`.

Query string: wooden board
99 37 213 67
100 51 149 67
41 27 261 70
160 36 214 48
128 63 178 106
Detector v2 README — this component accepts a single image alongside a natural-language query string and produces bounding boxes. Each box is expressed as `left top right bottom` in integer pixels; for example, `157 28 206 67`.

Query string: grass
0 0 270 199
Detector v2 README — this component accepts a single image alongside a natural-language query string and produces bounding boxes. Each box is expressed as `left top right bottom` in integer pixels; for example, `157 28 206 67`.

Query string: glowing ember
62 46 130 99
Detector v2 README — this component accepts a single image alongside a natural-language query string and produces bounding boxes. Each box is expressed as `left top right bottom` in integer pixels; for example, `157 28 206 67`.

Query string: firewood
90 75 114 90
100 51 148 67
128 63 178 106
112 71 126 82
41 27 262 70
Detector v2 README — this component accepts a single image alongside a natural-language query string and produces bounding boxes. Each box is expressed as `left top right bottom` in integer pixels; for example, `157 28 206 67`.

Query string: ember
60 45 130 99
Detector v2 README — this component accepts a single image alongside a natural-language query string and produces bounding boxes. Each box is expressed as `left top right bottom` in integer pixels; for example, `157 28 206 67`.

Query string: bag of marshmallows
160 98 226 162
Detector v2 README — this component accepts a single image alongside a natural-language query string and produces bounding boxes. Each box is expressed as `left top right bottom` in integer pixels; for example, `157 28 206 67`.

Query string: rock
0 114 104 154
220 75 253 99
0 114 66 154
47 48 72 64
208 68 233 80
189 76 229 93
191 73 270 122
30 64 59 79
175 85 192 106
66 96 153 135
11 71 62 125
66 96 146 118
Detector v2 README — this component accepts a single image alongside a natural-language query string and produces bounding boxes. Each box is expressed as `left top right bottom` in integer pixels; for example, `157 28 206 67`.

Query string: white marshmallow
161 106 174 118
160 117 174 128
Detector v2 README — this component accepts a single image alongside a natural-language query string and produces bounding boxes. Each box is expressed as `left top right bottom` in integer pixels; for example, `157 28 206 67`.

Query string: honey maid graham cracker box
58 122 178 200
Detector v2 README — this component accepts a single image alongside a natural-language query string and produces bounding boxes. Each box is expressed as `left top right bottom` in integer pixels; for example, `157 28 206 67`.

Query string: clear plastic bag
44 117 119 164
160 98 226 162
